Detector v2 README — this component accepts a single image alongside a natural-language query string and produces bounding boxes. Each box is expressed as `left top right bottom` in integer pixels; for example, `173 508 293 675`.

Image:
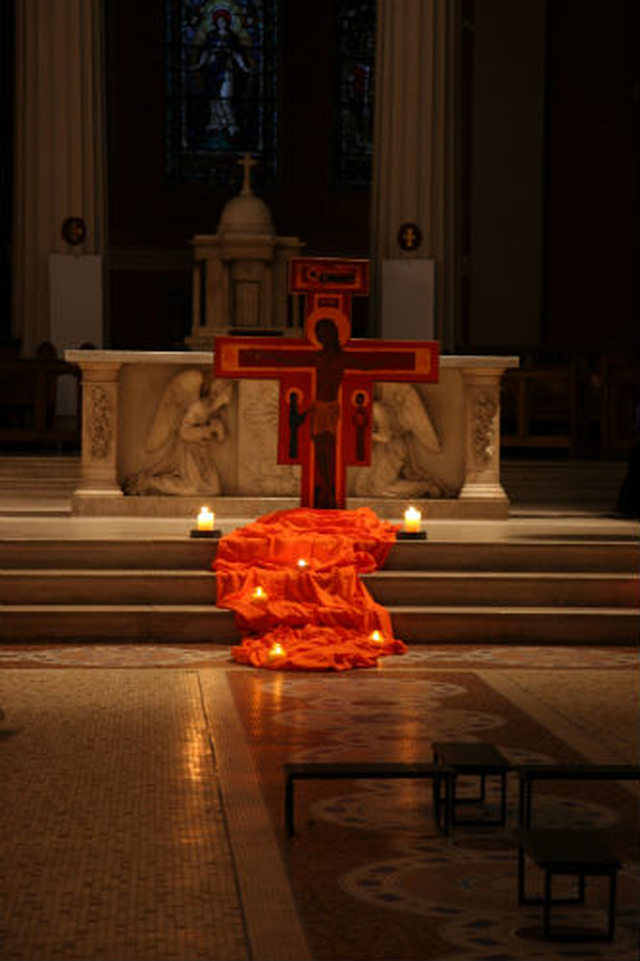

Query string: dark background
1 0 638 354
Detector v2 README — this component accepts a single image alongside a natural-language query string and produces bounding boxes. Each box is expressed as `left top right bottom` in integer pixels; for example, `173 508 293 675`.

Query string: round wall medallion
398 222 422 251
61 216 87 246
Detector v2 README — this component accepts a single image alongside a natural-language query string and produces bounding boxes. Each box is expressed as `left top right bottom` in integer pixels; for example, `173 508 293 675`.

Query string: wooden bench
516 763 640 827
283 761 442 836
432 741 512 835
515 828 621 941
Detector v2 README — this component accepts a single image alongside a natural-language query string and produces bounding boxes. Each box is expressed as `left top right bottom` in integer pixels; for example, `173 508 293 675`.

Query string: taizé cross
215 282 439 509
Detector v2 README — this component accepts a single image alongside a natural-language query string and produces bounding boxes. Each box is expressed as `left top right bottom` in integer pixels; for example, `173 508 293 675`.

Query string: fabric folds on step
214 507 407 671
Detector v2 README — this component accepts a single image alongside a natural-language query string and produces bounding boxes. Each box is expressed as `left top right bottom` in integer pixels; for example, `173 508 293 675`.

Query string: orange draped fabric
214 507 407 671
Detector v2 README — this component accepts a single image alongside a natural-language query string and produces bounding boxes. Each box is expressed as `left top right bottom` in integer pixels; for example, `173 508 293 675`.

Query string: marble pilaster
459 367 509 503
75 360 123 499
12 0 107 357
370 0 461 349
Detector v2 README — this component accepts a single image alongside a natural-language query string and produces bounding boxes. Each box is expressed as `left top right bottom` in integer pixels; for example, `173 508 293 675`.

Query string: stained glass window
165 0 277 188
335 0 376 187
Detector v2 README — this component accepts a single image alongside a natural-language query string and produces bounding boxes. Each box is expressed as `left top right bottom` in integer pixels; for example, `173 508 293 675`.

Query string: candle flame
197 507 215 531
403 506 422 532
296 558 308 568
268 642 286 661
370 630 384 643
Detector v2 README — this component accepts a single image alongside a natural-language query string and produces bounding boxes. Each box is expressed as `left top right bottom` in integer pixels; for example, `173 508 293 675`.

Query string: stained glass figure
166 0 276 188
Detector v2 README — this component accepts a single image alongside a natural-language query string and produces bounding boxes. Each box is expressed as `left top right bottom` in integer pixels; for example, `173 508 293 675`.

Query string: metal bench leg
518 845 526 903
434 772 451 835
479 773 486 803
285 776 295 836
445 774 454 833
525 780 533 828
433 771 451 835
444 774 452 835
608 872 617 941
544 870 553 938
432 773 439 825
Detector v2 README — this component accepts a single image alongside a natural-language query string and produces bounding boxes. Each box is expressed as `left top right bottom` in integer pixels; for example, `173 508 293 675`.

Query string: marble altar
65 349 519 518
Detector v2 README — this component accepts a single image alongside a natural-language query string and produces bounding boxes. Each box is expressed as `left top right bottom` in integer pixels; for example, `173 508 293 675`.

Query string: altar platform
0 455 637 646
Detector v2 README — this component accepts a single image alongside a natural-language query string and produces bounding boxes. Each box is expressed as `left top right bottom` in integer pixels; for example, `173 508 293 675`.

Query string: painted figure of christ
307 317 349 508
215 305 439 510
228 312 356 508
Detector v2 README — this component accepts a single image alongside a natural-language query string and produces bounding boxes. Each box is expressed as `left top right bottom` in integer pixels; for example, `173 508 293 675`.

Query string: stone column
459 367 508 503
12 0 107 356
75 361 123 499
370 0 461 349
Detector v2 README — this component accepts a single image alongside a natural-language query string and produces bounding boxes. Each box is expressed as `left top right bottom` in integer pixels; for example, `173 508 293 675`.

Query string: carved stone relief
472 390 498 467
238 381 298 495
89 385 112 460
350 383 454 498
124 369 232 495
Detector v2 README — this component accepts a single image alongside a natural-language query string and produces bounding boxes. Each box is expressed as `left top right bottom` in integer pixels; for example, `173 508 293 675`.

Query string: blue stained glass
166 0 277 188
335 0 376 187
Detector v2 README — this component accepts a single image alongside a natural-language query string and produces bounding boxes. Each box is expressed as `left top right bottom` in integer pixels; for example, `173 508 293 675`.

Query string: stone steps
0 537 637 645
366 570 637 608
1 538 637 573
501 458 627 507
0 603 635 644
0 568 636 608
0 456 80 493
0 454 636 646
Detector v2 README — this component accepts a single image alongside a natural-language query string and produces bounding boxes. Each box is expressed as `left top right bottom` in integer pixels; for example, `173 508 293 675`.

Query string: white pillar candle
404 506 422 533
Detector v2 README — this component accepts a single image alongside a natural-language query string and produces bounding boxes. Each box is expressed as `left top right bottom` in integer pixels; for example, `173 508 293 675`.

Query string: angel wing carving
352 383 452 498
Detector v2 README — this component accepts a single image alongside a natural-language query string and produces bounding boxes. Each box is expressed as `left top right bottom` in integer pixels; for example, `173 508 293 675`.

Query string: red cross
214 259 439 509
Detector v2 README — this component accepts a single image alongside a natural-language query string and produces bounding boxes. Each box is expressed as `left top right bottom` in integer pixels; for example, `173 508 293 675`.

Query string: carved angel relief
124 369 232 495
350 383 453 498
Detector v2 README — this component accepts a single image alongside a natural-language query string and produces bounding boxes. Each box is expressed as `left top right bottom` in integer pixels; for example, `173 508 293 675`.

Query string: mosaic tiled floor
228 663 639 961
0 642 637 669
0 670 250 961
0 647 638 960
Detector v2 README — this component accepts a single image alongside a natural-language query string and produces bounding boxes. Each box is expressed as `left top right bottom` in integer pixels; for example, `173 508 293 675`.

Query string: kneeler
214 507 407 671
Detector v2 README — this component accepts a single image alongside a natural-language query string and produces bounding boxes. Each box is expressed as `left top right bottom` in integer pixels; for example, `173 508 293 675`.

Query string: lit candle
296 558 308 569
251 585 267 602
370 630 384 644
404 506 422 533
197 507 215 532
267 642 286 663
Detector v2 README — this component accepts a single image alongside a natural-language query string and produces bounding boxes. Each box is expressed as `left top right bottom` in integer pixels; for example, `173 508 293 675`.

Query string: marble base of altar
65 350 519 520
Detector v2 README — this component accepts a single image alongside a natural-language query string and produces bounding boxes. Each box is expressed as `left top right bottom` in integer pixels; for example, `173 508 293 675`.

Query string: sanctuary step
0 569 635 608
0 455 629 508
0 536 637 645
501 458 627 509
0 455 79 515
0 455 80 494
